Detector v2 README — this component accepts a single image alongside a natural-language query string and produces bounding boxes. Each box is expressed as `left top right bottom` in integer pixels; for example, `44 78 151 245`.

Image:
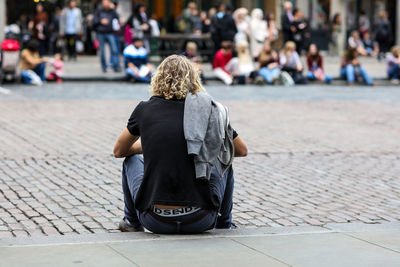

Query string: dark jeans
97 33 120 71
388 64 400 80
122 155 234 234
65 34 77 59
281 66 308 84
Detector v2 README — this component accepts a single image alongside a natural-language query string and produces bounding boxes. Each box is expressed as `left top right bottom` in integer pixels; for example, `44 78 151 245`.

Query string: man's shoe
118 218 144 232
215 222 238 230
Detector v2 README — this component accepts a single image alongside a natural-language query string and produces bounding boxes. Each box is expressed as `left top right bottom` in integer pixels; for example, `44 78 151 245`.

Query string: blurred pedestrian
306 43 332 83
123 38 152 83
126 3 152 53
149 14 161 37
265 12 278 42
48 7 62 55
110 1 123 62
210 3 237 54
281 1 294 43
386 46 400 84
291 8 309 54
233 8 249 44
60 0 83 61
200 10 211 33
329 13 341 56
93 0 121 72
358 10 370 36
340 46 374 86
375 11 392 60
249 8 267 60
29 3 49 56
20 39 48 85
176 1 202 34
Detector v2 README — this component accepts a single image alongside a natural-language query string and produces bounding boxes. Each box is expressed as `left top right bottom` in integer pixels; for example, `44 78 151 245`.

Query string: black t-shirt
127 96 237 212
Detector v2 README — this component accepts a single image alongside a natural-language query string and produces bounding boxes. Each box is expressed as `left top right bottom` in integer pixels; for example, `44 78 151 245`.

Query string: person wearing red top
306 43 332 83
213 41 235 85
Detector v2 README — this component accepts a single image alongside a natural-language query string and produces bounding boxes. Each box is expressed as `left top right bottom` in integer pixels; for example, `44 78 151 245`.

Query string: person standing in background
375 11 392 60
281 1 294 43
358 10 370 37
60 0 82 61
210 3 237 55
48 7 62 55
126 3 152 53
249 8 267 60
29 3 49 56
110 1 123 63
233 7 250 44
291 8 309 54
265 12 278 43
329 13 341 56
93 0 121 72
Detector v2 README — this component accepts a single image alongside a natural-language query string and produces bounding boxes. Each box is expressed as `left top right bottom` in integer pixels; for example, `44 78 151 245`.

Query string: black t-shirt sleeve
233 128 238 139
127 102 144 136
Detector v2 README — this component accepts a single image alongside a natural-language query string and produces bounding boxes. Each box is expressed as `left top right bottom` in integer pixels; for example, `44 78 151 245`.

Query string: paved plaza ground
0 82 399 239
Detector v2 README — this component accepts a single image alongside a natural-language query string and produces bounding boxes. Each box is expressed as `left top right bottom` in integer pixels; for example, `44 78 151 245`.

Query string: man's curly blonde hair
150 55 204 99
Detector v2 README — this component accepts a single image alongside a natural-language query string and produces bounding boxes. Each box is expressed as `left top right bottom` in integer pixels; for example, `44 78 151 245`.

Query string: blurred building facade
1 0 400 51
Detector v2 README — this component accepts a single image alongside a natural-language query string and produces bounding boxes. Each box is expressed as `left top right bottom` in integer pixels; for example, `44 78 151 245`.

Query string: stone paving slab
0 88 399 237
1 226 400 267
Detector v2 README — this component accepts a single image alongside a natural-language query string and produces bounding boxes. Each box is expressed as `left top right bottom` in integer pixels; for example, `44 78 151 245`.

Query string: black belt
148 209 210 226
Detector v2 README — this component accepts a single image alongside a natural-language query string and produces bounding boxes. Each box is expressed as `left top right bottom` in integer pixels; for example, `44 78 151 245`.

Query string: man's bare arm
233 136 248 157
113 128 142 158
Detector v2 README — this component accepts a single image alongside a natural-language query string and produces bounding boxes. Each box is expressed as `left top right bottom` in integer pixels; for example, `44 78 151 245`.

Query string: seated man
123 38 152 82
114 55 248 234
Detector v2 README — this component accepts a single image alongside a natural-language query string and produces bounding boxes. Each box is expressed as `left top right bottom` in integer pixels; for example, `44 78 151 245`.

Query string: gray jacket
184 92 234 180
60 7 82 35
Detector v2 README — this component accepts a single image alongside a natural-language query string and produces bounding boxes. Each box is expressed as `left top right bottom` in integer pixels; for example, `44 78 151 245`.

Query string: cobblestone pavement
0 83 399 237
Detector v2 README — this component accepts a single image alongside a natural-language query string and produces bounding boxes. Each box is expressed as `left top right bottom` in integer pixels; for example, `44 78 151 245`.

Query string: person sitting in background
386 46 400 84
279 41 307 84
182 42 205 82
256 40 280 84
213 41 235 85
362 32 379 57
20 39 48 85
227 40 255 84
306 43 332 83
348 31 367 56
47 53 64 83
123 38 152 83
340 46 374 86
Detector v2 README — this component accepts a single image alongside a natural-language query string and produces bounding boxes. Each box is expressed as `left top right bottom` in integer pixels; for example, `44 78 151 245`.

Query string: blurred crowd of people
3 0 400 86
